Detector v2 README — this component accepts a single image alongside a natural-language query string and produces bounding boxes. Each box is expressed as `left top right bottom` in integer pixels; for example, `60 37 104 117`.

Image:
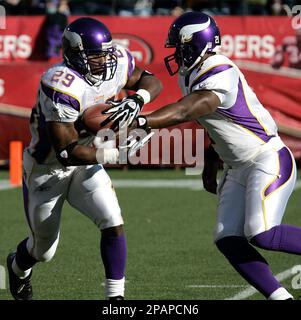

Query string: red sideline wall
0 16 301 162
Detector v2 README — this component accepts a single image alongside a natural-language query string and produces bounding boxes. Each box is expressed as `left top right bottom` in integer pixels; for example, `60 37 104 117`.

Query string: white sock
268 287 293 300
105 277 125 298
12 258 31 279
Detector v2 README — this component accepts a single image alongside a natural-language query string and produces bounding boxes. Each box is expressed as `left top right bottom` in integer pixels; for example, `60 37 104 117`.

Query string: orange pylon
9 141 22 186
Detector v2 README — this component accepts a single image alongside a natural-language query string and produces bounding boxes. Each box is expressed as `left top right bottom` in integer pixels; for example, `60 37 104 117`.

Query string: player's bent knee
98 209 124 231
216 235 269 265
101 225 124 237
243 220 265 240
250 226 281 251
216 236 248 255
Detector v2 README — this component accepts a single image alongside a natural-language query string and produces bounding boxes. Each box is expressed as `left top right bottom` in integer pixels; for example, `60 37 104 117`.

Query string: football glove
102 94 144 131
119 115 153 159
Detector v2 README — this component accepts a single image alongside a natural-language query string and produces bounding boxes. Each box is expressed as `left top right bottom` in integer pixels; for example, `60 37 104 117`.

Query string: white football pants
214 138 296 242
22 150 123 262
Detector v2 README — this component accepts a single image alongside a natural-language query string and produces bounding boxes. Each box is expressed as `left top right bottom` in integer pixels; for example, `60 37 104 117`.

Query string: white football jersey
178 54 278 167
27 44 135 165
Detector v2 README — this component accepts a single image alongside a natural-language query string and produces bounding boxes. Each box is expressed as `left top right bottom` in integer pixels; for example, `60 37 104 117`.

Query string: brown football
81 103 112 135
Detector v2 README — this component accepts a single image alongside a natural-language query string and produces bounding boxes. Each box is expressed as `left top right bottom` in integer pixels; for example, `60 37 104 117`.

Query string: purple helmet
164 12 221 76
62 17 117 86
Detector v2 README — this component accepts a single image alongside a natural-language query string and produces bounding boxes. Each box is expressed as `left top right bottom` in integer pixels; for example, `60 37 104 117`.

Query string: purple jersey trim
190 64 233 91
126 50 135 80
264 147 294 197
217 79 274 143
41 82 80 112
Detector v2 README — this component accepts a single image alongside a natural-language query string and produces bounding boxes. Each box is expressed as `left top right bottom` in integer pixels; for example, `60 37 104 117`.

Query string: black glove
102 94 144 131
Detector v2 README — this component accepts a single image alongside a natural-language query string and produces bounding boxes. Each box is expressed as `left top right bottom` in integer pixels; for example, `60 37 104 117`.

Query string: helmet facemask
62 21 118 87
85 45 117 86
165 41 211 76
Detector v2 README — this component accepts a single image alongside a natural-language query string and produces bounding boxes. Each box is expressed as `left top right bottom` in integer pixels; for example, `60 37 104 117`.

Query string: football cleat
6 252 33 300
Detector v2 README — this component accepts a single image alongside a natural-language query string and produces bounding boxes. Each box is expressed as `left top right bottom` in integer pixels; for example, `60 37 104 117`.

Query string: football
81 103 112 135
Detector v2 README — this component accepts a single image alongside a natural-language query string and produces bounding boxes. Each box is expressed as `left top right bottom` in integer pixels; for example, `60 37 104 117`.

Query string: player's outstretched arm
47 121 118 166
144 90 220 129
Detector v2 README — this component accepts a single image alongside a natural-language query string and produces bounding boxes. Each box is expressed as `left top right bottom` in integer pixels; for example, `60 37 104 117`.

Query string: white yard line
225 267 296 300
112 179 204 190
0 180 15 190
1 179 301 191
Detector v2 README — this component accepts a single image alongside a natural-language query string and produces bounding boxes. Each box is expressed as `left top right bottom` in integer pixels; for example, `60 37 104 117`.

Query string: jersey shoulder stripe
190 64 233 91
40 82 81 112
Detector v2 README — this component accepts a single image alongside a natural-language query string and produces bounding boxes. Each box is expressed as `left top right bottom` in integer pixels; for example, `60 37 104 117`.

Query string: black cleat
6 252 33 300
108 295 124 300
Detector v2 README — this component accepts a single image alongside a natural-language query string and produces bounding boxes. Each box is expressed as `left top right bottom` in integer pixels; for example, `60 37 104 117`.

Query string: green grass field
0 168 301 300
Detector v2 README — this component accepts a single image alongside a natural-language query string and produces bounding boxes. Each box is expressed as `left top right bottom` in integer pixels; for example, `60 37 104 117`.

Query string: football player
107 12 301 300
6 17 162 300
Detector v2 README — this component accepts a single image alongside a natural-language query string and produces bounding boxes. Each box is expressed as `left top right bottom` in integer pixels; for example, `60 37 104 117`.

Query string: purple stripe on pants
264 147 293 197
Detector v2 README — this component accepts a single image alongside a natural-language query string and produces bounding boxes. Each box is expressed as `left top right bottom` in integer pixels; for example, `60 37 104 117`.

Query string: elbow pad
56 141 78 166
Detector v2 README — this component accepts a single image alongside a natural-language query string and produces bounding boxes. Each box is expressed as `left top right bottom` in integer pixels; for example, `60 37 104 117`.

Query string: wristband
136 89 151 104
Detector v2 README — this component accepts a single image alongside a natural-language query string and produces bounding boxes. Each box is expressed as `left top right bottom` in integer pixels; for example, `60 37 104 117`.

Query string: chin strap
180 43 211 76
185 43 210 73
